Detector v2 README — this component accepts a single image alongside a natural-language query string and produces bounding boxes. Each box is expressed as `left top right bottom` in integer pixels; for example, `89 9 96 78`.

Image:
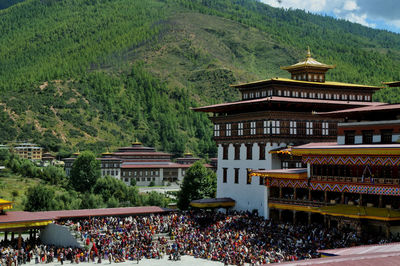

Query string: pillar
11 232 14 241
293 211 297 224
4 231 8 242
327 217 331 228
359 194 363 206
308 212 312 225
293 188 297 200
308 189 312 201
386 223 391 239
341 192 345 204
279 187 283 198
278 209 282 221
18 232 22 249
324 191 328 203
379 195 383 208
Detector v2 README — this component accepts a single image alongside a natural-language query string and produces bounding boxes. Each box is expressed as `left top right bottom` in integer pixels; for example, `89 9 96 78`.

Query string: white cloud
343 1 358 11
260 0 400 33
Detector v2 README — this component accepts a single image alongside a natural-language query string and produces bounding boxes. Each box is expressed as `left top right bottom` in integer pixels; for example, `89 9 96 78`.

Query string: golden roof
0 199 13 210
231 77 381 89
281 47 335 71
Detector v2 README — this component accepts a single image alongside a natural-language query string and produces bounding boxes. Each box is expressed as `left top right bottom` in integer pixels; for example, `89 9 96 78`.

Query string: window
317 93 323 99
246 144 252 160
349 95 356 101
365 95 371 101
300 92 307 98
238 122 243 136
362 130 373 144
293 75 297 80
249 92 254 98
295 162 302 168
309 92 315 98
322 122 329 136
342 94 348 100
134 171 137 176
345 130 355 145
129 171 132 176
234 145 240 160
223 145 229 160
303 74 306 80
226 123 231 137
263 120 269 134
234 168 239 184
292 91 299 97
214 124 220 137
255 92 260 98
333 94 340 100
282 162 289 169
261 90 266 97
250 121 256 135
283 90 290 96
381 130 393 144
243 93 248 99
266 120 280 134
325 94 331 99
223 168 227 183
306 122 313 135
278 90 282 96
290 121 297 135
259 144 265 160
268 89 273 96
357 95 363 101
319 75 323 82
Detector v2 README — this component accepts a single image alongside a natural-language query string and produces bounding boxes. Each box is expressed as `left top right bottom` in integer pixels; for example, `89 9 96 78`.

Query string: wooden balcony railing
269 197 332 207
311 176 400 185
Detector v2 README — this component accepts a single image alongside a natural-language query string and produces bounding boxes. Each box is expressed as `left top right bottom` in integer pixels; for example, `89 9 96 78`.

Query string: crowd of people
0 211 398 265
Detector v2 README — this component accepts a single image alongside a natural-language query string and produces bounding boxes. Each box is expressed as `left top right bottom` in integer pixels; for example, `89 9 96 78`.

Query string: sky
260 0 400 34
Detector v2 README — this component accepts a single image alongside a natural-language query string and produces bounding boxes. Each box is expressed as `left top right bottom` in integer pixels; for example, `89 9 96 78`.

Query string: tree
24 184 56 211
177 161 216 210
70 151 100 192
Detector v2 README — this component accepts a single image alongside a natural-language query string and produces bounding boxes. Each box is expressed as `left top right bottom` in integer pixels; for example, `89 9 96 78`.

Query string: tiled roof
317 103 400 116
231 77 381 89
192 96 383 113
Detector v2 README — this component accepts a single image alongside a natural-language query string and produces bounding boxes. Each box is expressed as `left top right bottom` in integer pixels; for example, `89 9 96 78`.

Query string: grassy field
0 170 41 211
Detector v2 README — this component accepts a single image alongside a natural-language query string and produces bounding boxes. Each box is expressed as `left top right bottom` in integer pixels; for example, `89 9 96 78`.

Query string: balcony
311 176 400 185
269 197 332 207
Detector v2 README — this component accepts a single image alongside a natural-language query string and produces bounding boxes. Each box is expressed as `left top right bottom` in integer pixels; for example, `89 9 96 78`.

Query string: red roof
192 96 384 113
112 152 171 156
277 252 400 265
0 211 55 224
1 206 171 224
121 163 184 169
317 103 400 117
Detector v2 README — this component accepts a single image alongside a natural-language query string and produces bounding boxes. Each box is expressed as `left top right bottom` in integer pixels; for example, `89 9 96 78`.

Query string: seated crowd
0 211 397 265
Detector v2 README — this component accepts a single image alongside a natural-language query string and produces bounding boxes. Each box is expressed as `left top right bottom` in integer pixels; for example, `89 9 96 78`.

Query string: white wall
216 142 286 219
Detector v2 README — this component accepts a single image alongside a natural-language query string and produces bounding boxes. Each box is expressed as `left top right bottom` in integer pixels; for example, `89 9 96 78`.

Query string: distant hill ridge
0 0 399 157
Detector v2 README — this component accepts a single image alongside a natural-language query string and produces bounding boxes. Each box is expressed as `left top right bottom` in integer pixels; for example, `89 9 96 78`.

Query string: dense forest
0 0 399 157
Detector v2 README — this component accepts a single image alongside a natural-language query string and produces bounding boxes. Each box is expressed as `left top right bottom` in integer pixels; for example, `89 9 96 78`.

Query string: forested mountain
0 0 399 157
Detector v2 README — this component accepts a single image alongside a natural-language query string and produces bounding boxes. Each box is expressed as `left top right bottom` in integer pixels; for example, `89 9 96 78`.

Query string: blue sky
260 0 400 34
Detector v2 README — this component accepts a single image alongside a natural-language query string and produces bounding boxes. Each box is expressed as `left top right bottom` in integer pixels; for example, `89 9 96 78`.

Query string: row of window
222 168 264 185
102 163 121 168
102 170 119 176
123 170 159 176
222 143 266 160
293 73 324 82
215 121 331 137
123 177 156 182
242 90 371 102
344 130 393 145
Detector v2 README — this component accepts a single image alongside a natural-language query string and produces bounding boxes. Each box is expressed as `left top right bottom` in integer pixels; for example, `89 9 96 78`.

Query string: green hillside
0 0 399 157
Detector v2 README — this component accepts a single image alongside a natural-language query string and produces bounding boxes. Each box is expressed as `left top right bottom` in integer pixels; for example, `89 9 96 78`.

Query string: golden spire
307 46 311 58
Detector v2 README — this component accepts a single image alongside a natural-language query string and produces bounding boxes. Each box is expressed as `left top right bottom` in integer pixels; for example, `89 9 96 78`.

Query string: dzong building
193 49 384 218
